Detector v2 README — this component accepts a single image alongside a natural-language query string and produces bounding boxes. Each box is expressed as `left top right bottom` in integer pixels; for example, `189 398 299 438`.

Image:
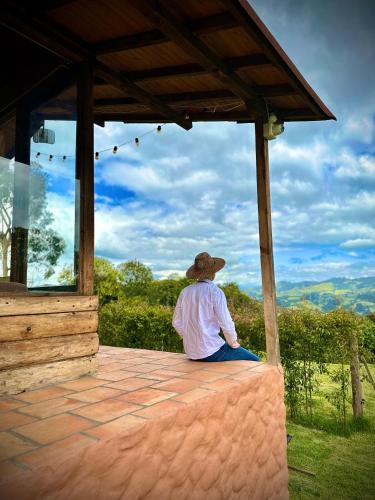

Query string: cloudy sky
30 0 375 288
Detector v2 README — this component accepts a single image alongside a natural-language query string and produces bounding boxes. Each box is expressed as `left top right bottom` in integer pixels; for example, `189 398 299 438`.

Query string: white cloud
335 152 375 179
340 115 375 144
19 1 375 287
340 238 375 249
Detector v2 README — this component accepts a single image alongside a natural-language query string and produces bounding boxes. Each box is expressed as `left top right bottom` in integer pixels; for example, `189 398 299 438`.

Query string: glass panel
0 84 79 291
0 155 78 289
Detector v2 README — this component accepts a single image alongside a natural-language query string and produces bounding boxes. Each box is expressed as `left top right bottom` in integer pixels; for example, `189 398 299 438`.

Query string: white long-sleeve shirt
172 279 238 360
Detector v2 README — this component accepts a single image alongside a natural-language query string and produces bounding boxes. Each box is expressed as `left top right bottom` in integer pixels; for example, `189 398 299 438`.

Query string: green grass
287 364 375 499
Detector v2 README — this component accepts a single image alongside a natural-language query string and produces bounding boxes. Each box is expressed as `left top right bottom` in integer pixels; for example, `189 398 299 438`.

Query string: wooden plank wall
0 295 99 395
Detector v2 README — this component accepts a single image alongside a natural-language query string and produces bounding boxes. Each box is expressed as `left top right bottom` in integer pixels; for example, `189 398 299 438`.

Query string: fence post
350 331 363 418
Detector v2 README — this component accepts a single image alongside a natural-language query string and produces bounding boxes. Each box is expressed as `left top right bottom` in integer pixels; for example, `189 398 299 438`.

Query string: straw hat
186 252 226 279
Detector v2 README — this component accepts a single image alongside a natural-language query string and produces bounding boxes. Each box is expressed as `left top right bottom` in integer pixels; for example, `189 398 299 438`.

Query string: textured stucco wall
1 365 288 500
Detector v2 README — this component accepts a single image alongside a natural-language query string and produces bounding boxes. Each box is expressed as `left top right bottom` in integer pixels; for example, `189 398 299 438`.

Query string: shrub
148 278 193 306
99 299 183 353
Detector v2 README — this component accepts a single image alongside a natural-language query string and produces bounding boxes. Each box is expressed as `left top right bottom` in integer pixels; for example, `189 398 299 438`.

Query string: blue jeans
195 342 260 362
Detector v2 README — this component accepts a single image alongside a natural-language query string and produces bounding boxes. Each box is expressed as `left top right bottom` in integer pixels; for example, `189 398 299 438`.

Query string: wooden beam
237 107 320 123
89 107 315 124
31 106 317 124
95 112 253 123
94 119 105 127
95 29 166 55
0 332 98 370
94 62 192 130
0 295 98 316
94 12 237 54
255 84 297 97
94 90 236 107
0 311 98 342
95 54 271 84
93 85 296 108
254 117 280 365
10 101 31 285
0 4 89 62
76 62 94 296
132 0 266 116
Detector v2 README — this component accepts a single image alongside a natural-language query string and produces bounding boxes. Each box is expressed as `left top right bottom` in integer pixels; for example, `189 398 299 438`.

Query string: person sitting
172 252 260 362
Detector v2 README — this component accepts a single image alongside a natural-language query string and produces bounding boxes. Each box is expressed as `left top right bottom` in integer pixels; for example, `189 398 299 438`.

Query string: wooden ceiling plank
94 12 237 55
132 0 266 116
2 4 192 130
94 61 192 130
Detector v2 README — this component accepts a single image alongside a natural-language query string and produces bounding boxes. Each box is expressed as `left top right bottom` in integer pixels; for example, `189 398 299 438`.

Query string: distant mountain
244 276 375 314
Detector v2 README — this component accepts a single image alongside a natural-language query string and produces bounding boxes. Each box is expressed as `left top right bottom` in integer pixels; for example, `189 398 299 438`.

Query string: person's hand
231 341 241 349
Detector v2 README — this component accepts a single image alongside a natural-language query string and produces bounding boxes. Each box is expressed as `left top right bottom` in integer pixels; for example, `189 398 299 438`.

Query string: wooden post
76 62 94 295
350 331 363 418
361 354 375 392
10 101 31 284
255 117 280 365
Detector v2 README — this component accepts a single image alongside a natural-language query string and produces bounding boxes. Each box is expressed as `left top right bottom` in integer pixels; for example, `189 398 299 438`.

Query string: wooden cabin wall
0 295 99 395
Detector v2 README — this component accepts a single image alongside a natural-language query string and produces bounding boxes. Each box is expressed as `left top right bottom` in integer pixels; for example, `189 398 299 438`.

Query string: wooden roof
0 0 335 130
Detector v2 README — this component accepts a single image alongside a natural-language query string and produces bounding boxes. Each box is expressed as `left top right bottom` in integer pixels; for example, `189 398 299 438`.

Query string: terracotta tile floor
0 345 266 479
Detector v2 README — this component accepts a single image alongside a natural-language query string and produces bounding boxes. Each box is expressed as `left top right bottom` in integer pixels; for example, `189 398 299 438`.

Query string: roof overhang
0 0 335 129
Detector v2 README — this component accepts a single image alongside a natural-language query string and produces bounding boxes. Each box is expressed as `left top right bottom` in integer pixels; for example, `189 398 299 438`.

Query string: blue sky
32 0 375 287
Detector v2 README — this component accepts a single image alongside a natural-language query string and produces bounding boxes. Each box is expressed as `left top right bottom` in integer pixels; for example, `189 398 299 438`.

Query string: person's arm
172 294 184 339
213 290 240 348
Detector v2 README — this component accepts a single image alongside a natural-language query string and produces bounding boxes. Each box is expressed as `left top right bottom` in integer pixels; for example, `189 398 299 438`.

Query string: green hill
245 276 375 314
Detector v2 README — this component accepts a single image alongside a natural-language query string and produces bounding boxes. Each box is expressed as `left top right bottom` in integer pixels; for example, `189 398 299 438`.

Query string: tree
117 260 153 297
58 264 75 286
0 161 13 276
94 257 122 299
220 282 262 315
0 161 65 281
148 277 193 306
58 257 122 301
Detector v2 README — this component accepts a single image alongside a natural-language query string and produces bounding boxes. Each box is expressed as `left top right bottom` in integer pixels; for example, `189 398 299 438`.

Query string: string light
32 123 166 162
